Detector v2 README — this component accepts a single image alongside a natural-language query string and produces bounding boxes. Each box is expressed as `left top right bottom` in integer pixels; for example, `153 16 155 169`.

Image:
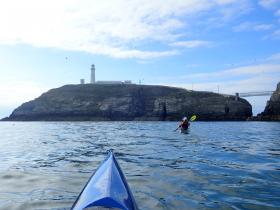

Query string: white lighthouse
90 64 95 84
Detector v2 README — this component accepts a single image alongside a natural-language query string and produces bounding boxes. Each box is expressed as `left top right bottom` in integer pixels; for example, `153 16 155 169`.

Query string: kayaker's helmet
182 117 188 121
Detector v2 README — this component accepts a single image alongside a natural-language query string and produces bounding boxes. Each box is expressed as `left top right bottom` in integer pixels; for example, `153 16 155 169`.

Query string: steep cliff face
259 82 280 121
3 84 252 121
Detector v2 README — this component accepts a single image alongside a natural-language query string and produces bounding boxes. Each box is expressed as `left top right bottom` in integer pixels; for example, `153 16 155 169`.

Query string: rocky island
2 84 252 121
252 82 280 121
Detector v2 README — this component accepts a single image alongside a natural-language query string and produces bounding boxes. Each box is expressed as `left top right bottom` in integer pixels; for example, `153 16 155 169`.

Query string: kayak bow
71 151 138 210
180 128 189 134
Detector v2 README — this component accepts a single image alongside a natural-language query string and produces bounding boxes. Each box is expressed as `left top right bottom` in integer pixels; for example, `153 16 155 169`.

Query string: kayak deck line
71 151 138 210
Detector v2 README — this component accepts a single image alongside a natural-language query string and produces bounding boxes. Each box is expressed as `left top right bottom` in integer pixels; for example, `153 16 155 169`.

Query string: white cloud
79 44 179 59
151 53 280 94
267 53 280 61
266 29 280 39
233 22 273 32
185 64 202 68
272 29 280 38
0 0 253 59
254 24 274 31
171 40 213 48
180 64 280 81
258 0 280 9
215 0 252 22
216 0 240 5
173 74 279 94
186 75 279 94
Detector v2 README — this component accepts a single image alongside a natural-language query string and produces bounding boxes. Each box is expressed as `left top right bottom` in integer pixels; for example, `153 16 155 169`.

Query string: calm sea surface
0 121 279 210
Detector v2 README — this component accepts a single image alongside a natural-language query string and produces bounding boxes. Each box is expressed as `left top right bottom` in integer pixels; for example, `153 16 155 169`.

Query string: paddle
190 115 196 121
174 115 197 131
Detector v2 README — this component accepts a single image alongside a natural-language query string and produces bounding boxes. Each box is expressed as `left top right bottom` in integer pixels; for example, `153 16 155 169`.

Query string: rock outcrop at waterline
253 82 280 121
2 84 252 121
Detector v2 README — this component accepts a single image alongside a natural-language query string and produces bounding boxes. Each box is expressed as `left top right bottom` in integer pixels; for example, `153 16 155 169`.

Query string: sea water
0 121 279 210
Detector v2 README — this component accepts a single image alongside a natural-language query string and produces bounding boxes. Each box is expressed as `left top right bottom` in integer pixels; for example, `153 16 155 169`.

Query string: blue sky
0 0 280 118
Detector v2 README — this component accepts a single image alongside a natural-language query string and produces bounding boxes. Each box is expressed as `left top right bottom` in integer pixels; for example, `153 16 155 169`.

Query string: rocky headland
2 84 252 121
251 82 280 121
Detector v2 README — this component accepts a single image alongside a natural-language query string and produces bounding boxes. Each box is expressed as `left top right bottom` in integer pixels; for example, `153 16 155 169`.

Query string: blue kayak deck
71 151 138 210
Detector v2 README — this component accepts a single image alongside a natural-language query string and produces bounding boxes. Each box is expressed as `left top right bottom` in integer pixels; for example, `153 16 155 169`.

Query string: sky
0 0 280 118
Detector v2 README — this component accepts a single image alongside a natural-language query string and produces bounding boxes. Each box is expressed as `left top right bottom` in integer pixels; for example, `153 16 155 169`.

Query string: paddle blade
190 115 197 121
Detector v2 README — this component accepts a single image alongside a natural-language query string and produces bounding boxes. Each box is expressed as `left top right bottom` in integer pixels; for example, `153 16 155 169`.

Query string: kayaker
179 117 190 130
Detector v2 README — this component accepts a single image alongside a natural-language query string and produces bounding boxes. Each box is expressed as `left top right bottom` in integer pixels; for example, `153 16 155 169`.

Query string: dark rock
2 84 252 121
263 82 280 117
250 82 280 121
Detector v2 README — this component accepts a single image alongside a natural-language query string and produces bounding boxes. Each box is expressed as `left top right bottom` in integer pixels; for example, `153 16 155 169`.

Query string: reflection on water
0 121 279 209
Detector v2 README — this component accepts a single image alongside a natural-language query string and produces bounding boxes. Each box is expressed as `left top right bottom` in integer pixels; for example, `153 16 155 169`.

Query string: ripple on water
0 121 279 209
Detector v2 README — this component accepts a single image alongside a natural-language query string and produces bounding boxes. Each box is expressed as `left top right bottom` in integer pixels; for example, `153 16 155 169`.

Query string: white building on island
86 64 132 85
90 64 95 84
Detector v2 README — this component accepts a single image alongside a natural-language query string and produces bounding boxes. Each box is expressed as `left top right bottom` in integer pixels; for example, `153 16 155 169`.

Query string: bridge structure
237 91 273 98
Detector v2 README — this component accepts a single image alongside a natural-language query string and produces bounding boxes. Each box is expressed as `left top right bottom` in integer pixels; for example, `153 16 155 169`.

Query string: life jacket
181 121 189 129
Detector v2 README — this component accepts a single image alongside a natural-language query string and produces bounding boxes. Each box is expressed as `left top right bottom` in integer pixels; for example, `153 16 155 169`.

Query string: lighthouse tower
90 64 95 84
